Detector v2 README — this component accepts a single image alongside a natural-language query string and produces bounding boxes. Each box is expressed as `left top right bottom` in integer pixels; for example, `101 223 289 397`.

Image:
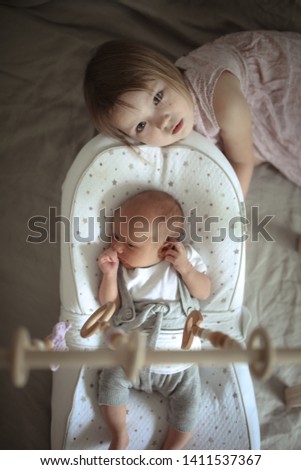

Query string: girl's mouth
172 119 183 135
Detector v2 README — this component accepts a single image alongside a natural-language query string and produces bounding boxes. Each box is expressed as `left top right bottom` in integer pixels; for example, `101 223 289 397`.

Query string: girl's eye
136 121 146 133
153 90 163 105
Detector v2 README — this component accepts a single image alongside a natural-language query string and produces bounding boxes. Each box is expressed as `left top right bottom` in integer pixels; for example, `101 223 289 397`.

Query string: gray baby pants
98 365 201 433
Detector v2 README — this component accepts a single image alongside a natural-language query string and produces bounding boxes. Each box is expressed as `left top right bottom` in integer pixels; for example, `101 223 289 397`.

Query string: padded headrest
60 131 246 342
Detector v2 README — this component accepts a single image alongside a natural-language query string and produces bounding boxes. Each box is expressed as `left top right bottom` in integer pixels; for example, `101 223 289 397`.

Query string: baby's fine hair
121 190 184 243
84 40 191 143
123 190 183 218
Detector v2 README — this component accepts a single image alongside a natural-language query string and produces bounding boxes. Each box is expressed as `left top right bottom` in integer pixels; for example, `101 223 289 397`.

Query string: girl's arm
213 71 255 197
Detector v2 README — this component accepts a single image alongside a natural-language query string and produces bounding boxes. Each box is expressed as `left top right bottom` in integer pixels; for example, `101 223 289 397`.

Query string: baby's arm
213 71 255 197
163 242 211 300
98 248 120 309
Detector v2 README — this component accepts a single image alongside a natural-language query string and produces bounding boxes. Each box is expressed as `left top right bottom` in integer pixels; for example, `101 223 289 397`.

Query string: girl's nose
157 114 170 130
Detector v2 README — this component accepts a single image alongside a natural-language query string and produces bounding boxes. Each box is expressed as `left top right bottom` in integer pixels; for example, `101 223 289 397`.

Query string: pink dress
176 31 301 187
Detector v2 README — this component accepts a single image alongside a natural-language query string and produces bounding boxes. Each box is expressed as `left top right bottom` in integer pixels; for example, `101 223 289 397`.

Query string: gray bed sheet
0 0 300 450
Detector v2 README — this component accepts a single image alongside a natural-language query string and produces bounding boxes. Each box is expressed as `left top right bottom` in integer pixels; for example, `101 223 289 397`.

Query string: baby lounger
51 131 260 450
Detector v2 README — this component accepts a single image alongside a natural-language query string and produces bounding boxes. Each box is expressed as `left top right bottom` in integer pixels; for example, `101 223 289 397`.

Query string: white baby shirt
122 245 207 374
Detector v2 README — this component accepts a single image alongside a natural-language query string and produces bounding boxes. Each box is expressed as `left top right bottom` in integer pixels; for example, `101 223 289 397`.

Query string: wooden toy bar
0 307 300 407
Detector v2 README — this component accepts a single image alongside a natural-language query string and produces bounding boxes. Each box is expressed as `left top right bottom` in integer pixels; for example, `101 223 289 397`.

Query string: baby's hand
98 247 119 274
161 241 191 275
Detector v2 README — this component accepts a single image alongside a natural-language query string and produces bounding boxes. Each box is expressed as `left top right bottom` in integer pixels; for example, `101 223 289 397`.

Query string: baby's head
111 190 184 269
84 40 194 147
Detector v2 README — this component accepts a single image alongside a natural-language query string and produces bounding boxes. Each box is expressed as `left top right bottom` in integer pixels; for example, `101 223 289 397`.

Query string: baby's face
111 79 194 147
111 204 163 269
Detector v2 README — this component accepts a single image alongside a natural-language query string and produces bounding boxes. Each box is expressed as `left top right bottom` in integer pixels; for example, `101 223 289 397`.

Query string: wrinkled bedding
0 0 300 450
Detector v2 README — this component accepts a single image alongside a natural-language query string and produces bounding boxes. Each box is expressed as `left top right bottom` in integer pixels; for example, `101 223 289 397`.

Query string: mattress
51 131 260 450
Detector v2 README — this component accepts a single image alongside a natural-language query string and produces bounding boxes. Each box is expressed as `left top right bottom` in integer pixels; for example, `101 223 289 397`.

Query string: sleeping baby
97 189 211 450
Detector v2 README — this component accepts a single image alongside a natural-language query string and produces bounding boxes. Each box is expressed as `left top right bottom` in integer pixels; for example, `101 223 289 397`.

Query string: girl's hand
161 241 191 275
98 247 119 274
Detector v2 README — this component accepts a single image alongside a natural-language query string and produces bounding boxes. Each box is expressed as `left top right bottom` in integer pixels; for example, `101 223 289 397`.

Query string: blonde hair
83 40 192 143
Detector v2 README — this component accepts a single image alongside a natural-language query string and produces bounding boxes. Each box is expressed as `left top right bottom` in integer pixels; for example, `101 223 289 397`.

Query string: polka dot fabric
59 131 259 449
64 364 251 450
66 133 246 348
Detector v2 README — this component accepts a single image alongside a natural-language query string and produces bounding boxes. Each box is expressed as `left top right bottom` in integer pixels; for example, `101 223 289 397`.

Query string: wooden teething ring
248 327 274 381
181 310 203 350
80 302 116 338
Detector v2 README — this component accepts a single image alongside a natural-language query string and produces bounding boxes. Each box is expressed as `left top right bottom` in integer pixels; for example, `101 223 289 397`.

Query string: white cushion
52 131 259 450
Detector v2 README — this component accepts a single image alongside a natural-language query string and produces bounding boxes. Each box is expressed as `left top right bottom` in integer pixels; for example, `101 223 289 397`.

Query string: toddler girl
84 31 301 196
